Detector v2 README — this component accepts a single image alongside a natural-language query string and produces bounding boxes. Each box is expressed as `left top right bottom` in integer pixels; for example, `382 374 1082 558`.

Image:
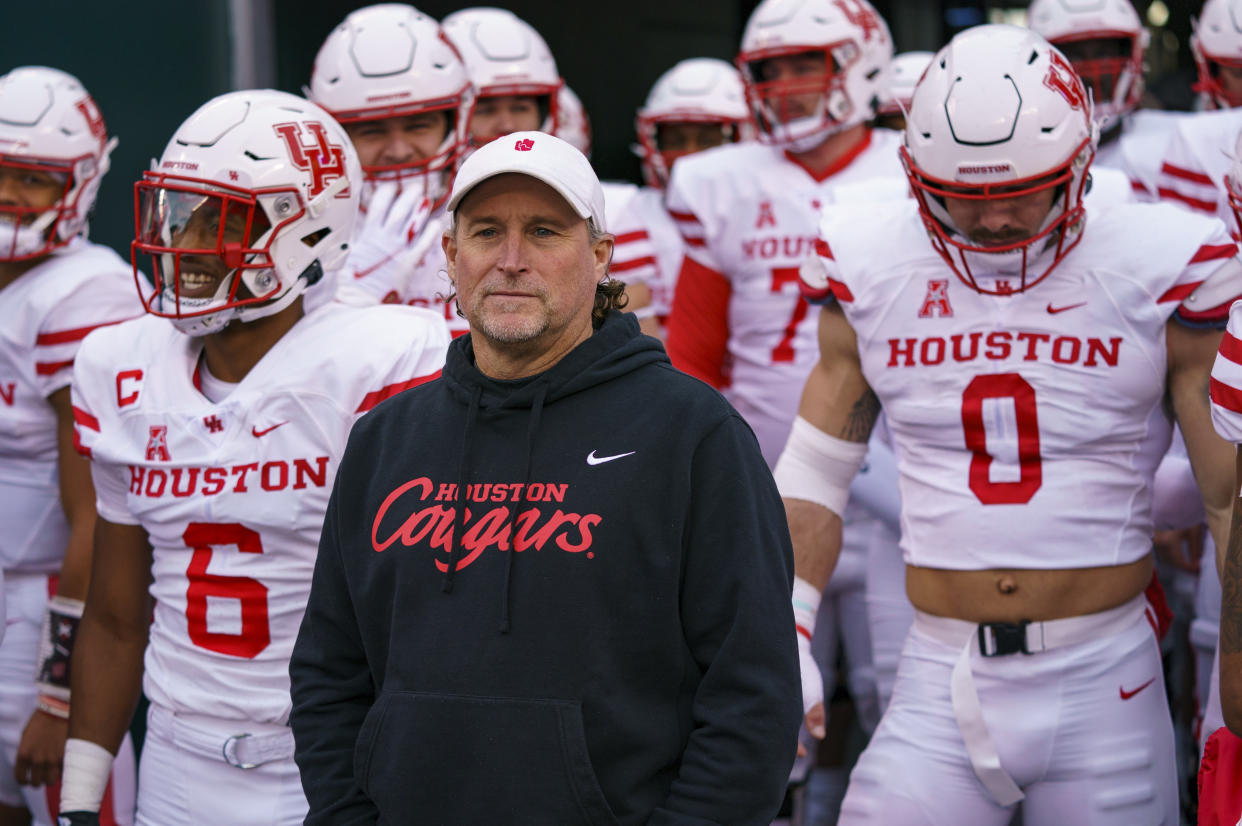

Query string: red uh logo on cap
514 138 535 151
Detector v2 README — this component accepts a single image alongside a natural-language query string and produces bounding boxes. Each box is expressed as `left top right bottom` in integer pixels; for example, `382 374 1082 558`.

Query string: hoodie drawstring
498 384 546 633
443 384 482 594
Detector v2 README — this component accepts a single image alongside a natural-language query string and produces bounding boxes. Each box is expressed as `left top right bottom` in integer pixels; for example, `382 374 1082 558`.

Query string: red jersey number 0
961 373 1043 505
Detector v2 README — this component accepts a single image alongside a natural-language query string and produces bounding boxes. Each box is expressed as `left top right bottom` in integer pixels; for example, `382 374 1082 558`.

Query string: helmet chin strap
0 209 59 258
767 93 848 153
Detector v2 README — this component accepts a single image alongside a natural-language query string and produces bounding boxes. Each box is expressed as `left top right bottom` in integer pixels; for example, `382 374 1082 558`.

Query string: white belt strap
152 704 294 770
926 595 1148 808
950 640 1025 806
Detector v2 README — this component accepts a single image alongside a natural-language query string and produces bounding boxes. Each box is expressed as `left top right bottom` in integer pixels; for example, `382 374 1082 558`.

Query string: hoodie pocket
356 691 620 826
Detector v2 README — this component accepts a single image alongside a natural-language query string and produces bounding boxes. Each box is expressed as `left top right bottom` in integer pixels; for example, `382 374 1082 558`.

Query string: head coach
288 131 802 826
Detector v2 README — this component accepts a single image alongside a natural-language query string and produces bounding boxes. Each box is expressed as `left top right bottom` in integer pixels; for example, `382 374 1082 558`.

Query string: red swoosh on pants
1119 678 1155 700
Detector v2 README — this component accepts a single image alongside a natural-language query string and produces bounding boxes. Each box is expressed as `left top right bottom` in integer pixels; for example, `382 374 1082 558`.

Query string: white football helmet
1027 0 1148 124
737 0 893 151
903 25 1097 294
1194 0 1242 108
635 58 751 189
307 4 472 206
877 51 933 117
133 90 360 336
442 8 562 141
556 85 592 156
0 66 117 260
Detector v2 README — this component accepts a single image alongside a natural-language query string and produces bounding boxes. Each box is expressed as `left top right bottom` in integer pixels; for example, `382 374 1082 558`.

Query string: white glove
346 182 433 298
793 576 825 738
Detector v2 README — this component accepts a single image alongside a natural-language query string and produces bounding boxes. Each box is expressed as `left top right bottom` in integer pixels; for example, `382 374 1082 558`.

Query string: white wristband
774 417 868 518
60 738 113 814
792 577 825 724
792 576 821 641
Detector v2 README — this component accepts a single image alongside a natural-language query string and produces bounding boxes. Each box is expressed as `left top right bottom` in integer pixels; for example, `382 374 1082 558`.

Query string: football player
1147 0 1242 221
873 50 932 132
307 4 473 330
441 7 561 148
664 0 906 468
632 58 751 327
55 90 449 826
1026 0 1171 202
785 25 1237 822
0 66 138 826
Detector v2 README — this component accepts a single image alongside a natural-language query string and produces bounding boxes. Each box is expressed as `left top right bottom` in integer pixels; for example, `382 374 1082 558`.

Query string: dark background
1 0 1202 259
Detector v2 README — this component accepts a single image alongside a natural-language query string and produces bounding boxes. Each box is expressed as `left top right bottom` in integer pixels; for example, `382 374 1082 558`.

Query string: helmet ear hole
300 228 330 248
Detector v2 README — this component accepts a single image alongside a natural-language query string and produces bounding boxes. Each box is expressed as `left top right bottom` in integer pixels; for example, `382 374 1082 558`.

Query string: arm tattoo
1222 499 1242 655
841 388 880 442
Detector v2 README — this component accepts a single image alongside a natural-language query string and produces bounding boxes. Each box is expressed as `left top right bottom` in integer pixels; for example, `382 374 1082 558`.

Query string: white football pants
839 597 1177 825
135 703 306 826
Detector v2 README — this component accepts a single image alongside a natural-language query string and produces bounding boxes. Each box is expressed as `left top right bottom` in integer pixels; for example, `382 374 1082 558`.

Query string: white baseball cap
446 131 607 232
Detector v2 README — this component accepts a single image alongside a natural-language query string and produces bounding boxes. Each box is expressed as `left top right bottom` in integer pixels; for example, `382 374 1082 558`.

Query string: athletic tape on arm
60 738 113 813
774 416 869 518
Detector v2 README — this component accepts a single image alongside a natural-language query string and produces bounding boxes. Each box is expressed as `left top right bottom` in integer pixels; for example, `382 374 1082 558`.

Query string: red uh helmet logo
74 96 108 143
833 0 883 42
514 138 535 151
1043 52 1087 112
272 121 348 198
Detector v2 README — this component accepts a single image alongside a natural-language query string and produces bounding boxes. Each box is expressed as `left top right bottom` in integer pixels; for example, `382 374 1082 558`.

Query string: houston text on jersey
127 457 330 498
886 332 1122 368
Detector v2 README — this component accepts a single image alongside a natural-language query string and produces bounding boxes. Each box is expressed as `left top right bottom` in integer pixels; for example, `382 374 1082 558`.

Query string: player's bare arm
1166 319 1234 570
12 388 100 789
783 301 877 589
775 301 875 750
68 520 152 754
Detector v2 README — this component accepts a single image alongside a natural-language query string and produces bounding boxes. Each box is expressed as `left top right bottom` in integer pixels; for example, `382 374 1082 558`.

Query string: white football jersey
1153 107 1242 228
665 129 908 466
1111 109 1188 203
71 304 449 724
1211 301 1242 443
631 186 684 318
337 206 468 336
601 181 663 320
1084 165 1135 207
0 239 140 572
810 199 1239 571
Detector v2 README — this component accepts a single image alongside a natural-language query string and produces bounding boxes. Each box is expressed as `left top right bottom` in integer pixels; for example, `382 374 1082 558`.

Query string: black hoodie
290 311 801 826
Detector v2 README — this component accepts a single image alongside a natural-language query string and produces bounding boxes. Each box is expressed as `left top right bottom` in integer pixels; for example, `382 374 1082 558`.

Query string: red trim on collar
784 128 874 183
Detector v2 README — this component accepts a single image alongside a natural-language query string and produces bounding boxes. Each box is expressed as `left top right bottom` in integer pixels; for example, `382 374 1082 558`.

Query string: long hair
443 215 626 325
586 219 627 324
